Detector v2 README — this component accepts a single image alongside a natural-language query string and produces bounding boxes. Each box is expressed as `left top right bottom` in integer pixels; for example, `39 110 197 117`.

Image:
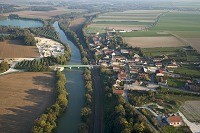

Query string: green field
121 31 172 37
142 47 183 57
174 65 200 78
95 21 152 25
121 11 200 38
85 10 162 35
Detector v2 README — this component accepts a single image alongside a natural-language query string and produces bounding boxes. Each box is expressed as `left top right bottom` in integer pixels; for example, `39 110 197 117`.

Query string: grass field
0 72 55 133
0 40 39 58
180 101 200 122
123 36 185 48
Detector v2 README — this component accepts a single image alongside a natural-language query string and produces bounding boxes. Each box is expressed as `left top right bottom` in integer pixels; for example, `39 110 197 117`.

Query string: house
155 62 162 67
167 116 183 127
155 70 164 77
138 73 149 79
113 65 120 72
120 49 129 54
134 57 140 62
167 64 178 68
189 85 200 92
153 58 162 62
113 89 124 95
118 71 127 81
134 54 140 58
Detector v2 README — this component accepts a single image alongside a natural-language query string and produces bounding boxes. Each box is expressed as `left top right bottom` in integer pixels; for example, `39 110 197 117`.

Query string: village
88 31 200 132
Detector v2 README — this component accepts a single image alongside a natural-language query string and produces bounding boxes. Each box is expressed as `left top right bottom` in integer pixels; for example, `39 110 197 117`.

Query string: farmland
85 10 165 34
121 11 200 51
0 40 39 58
3 7 86 19
123 36 185 48
180 101 200 122
0 72 55 133
69 17 87 32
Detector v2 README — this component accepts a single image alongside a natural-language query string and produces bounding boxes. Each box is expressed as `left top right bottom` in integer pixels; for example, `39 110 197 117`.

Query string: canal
53 21 85 133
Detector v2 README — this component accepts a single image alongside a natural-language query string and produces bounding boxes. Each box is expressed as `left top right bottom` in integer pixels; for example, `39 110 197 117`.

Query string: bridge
55 64 100 69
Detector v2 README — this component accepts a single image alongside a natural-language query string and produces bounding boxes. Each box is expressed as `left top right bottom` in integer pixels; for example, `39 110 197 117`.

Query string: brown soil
183 38 200 52
0 40 39 58
0 72 55 133
69 17 87 32
123 37 186 48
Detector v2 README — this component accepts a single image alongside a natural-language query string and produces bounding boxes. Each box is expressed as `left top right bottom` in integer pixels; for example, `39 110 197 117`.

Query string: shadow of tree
0 86 54 133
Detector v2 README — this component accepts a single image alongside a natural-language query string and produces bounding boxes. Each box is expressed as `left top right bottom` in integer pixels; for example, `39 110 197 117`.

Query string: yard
0 72 55 133
128 88 200 114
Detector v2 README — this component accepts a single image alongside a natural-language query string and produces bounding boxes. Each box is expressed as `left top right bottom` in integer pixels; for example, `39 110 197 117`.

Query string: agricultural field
0 40 39 58
180 101 200 122
69 17 87 32
3 7 86 19
85 10 165 34
0 72 55 133
123 36 185 48
122 11 200 51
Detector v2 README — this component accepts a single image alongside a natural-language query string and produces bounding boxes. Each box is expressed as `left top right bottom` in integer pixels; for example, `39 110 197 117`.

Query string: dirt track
0 72 55 133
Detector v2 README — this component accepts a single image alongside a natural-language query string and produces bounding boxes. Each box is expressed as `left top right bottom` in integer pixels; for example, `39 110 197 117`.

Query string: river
53 21 85 133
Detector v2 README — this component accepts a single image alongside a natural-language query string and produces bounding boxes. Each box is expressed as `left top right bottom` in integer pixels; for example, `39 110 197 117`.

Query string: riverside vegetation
32 71 68 133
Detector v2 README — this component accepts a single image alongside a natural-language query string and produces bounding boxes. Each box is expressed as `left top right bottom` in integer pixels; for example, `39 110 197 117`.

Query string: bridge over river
54 64 100 69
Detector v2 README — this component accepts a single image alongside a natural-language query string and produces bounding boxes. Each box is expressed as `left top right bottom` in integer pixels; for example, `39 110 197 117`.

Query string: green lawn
167 78 185 88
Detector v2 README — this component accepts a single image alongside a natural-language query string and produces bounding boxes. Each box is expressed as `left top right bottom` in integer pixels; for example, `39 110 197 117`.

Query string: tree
0 61 9 73
80 107 91 122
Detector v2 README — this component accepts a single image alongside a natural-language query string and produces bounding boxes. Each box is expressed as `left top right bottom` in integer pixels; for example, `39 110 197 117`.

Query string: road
74 17 103 133
91 68 103 133
123 85 159 133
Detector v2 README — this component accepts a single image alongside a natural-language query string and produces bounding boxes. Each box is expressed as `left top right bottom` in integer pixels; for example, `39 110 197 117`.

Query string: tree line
0 61 9 73
32 71 68 133
101 70 154 133
79 68 93 133
15 53 70 72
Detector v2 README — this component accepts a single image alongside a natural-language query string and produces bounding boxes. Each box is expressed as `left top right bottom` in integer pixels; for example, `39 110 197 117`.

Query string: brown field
3 7 86 19
184 38 200 52
0 40 39 58
89 24 146 31
180 101 200 122
0 72 55 133
69 17 87 32
123 36 186 48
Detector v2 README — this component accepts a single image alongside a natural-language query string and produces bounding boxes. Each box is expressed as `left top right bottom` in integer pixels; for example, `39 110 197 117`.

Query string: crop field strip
86 10 164 34
121 11 200 52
